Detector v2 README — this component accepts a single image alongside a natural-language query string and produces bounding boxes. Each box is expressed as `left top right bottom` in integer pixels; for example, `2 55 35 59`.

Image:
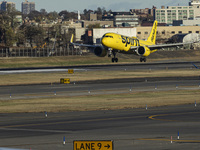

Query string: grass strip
0 90 198 113
0 69 199 86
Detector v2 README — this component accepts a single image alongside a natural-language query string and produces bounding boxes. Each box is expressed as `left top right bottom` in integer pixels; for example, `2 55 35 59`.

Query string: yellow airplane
71 20 197 62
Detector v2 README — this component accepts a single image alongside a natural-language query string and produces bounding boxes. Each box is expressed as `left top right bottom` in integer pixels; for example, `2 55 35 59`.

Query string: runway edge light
177 131 180 140
171 136 173 143
45 111 47 118
63 136 66 145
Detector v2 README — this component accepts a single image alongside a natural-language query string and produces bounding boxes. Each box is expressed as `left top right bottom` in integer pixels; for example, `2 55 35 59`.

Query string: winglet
70 34 74 43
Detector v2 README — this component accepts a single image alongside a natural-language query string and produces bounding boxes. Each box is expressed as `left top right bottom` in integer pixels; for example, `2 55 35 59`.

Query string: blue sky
9 0 190 12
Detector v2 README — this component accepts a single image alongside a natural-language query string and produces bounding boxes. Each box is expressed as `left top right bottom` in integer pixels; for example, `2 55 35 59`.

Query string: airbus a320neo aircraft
71 20 197 62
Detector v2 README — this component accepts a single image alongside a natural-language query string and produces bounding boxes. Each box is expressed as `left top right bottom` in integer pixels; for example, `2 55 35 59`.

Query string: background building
93 28 137 44
155 0 200 25
103 12 139 27
22 0 35 14
136 25 200 42
1 1 15 12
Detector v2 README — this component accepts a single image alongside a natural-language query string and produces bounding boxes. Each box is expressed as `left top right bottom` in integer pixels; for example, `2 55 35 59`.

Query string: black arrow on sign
104 144 110 149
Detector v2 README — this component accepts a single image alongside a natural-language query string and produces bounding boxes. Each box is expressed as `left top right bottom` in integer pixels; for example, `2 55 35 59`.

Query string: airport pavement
0 62 200 149
0 77 200 100
0 105 199 149
0 61 200 74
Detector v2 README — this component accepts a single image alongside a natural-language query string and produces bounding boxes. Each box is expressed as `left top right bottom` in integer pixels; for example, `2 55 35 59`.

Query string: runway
0 62 200 149
0 61 200 74
0 76 200 100
0 105 199 150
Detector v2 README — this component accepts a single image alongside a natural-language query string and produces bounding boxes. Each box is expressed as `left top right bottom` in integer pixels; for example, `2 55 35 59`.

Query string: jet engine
94 46 107 57
136 46 151 57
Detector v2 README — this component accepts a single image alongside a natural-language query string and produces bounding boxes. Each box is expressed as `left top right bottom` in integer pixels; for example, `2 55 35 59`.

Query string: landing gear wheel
112 58 115 63
140 57 146 62
112 58 118 62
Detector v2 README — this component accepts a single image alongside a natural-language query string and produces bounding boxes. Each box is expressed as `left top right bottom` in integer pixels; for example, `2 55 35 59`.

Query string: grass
0 90 199 113
0 51 200 113
0 69 199 86
0 50 199 68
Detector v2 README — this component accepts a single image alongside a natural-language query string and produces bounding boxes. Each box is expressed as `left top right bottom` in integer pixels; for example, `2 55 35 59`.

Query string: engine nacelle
94 46 107 57
136 46 151 57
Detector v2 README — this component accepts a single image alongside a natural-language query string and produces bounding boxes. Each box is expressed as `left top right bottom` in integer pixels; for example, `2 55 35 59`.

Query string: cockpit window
103 35 113 38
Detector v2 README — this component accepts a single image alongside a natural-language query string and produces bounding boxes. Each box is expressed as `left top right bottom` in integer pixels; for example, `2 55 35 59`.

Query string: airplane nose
101 37 109 47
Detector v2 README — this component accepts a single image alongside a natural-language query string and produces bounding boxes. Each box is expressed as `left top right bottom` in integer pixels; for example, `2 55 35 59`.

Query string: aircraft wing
70 34 97 48
130 41 198 50
147 42 195 50
70 42 97 48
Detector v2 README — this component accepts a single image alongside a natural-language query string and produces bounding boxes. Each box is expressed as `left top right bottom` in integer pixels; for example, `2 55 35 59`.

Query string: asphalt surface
0 77 200 100
0 61 200 74
0 62 200 150
0 105 200 150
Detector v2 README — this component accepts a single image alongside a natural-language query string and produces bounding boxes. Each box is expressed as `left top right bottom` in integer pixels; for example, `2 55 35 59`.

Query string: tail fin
147 20 157 44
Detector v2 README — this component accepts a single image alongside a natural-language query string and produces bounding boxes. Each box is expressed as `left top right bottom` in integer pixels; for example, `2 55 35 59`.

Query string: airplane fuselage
101 33 155 53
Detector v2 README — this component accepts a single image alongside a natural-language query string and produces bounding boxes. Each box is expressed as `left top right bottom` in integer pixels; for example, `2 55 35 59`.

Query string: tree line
0 7 111 48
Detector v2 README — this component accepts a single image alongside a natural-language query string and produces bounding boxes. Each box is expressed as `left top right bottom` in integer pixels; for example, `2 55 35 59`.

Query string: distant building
93 28 137 44
173 19 200 26
102 11 139 27
90 13 97 21
1 1 15 12
189 0 200 7
136 25 200 41
130 6 156 16
22 0 35 14
81 20 113 28
155 0 200 25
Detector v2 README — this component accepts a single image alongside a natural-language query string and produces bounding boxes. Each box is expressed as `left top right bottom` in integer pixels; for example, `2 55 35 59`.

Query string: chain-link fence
0 46 87 57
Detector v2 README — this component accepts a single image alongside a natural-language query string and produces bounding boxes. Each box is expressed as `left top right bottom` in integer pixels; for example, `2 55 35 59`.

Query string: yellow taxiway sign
74 140 113 150
68 69 74 74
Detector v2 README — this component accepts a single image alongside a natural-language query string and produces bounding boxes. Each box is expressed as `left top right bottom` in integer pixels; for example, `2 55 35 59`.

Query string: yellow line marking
148 114 175 122
148 111 200 122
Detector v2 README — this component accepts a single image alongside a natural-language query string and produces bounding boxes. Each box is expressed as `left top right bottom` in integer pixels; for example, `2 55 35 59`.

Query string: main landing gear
111 51 118 63
140 57 146 62
112 57 118 62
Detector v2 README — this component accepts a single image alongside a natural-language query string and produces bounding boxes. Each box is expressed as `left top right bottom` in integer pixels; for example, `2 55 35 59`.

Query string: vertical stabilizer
147 20 157 44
